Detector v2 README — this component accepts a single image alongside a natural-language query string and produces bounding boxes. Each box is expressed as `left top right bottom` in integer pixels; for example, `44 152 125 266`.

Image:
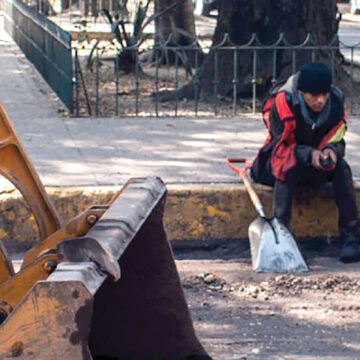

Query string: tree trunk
155 0 196 44
167 0 347 101
154 0 204 66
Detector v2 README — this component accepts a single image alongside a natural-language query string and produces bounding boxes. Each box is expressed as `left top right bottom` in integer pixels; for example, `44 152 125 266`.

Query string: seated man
250 62 360 263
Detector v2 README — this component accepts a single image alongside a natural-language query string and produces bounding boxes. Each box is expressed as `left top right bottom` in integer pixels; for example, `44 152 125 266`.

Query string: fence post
174 49 179 117
194 51 200 117
115 53 119 116
232 49 239 116
135 48 140 116
350 47 354 116
214 50 219 116
95 49 99 117
272 49 277 85
155 47 159 118
74 48 80 117
252 49 258 114
292 50 296 74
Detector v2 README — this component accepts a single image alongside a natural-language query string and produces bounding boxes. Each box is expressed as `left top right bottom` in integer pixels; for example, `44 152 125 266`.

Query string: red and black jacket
250 76 347 186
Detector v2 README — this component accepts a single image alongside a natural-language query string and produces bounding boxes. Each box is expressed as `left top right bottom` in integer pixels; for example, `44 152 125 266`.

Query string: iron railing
73 33 360 118
3 0 73 111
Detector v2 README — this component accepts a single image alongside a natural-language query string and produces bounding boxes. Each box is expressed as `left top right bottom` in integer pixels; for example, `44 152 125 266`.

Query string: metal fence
3 0 73 111
73 33 360 118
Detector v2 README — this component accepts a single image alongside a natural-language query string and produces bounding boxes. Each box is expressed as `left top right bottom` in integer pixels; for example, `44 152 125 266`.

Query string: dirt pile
183 272 360 299
178 258 360 359
238 274 360 298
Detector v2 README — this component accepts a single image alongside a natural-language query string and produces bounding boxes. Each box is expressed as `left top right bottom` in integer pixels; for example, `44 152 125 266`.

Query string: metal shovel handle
226 158 266 217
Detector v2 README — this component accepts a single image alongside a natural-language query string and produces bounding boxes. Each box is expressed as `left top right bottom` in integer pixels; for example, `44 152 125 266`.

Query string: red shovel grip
225 158 251 178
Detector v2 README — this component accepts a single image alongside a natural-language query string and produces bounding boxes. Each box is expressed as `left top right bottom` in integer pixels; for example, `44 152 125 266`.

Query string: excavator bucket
0 104 211 359
0 177 209 359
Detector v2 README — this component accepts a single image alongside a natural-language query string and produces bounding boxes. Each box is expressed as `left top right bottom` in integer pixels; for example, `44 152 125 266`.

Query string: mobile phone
320 157 333 170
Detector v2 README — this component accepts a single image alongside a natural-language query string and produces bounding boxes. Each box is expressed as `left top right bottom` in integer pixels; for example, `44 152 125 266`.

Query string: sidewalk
1 16 360 187
0 14 278 187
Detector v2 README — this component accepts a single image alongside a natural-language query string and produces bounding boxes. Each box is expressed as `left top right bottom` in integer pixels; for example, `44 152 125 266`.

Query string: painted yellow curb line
0 182 359 246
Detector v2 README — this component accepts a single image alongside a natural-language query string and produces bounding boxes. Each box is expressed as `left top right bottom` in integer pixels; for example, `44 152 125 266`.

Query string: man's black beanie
297 62 332 94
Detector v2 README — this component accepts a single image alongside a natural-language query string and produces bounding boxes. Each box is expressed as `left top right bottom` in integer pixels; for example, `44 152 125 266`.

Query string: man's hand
311 150 324 170
311 148 337 171
322 148 337 171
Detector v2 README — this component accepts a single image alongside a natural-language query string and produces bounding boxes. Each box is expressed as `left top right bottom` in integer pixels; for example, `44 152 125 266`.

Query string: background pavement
1 14 360 189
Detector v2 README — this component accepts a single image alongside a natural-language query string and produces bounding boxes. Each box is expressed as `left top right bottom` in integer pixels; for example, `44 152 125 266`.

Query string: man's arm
269 103 284 139
295 145 314 166
295 140 345 169
323 139 345 160
321 95 347 162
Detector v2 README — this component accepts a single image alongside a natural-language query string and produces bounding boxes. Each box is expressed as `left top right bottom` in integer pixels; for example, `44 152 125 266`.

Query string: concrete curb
1 181 360 248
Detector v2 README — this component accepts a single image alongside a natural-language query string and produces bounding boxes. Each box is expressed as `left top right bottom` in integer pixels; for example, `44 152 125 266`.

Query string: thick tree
155 0 196 45
154 0 205 66
164 0 346 101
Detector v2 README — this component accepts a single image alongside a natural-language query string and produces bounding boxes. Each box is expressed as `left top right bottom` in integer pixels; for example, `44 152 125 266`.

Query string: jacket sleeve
320 105 347 160
272 94 313 166
268 92 299 181
295 138 346 166
269 104 284 139
295 145 314 166
324 139 346 160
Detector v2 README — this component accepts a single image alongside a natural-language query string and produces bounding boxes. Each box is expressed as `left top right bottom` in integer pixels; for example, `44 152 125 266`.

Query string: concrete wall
1 182 359 249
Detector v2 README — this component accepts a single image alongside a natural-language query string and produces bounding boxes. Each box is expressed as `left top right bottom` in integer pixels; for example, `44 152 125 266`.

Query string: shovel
226 158 309 273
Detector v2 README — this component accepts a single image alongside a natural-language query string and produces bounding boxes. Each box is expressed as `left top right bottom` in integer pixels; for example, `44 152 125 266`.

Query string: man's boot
339 220 360 263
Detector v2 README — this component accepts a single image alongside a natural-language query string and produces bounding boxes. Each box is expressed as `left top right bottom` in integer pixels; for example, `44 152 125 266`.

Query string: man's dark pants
273 159 359 239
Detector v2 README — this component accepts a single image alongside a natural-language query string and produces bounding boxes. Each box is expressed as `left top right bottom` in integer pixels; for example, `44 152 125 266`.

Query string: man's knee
335 158 350 170
334 158 353 179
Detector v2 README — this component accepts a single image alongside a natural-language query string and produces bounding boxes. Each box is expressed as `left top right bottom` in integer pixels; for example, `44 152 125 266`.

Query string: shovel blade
248 217 309 273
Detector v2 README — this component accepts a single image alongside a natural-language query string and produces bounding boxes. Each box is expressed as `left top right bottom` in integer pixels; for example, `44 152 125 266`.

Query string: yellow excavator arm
0 104 211 360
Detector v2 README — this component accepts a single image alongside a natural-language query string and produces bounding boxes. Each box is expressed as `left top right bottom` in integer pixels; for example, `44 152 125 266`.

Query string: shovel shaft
242 175 266 218
226 158 266 218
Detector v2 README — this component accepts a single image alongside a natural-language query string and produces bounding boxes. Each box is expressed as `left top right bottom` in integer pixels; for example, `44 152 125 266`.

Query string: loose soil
174 240 360 360
74 55 360 118
74 50 360 119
